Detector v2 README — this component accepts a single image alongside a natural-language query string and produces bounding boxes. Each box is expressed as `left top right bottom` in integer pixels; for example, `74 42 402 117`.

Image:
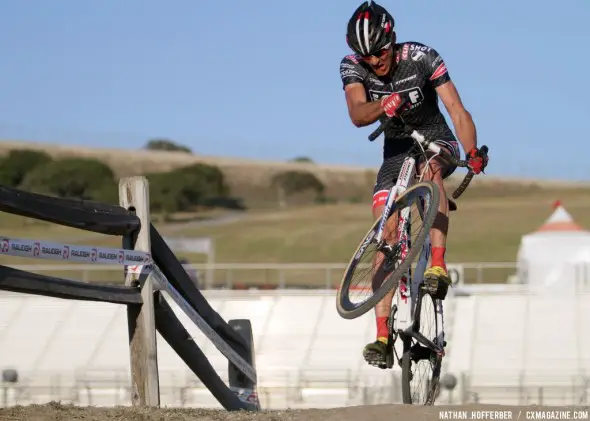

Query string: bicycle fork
387 229 446 367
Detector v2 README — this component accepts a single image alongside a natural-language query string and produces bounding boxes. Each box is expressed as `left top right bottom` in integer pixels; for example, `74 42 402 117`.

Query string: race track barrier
0 178 259 411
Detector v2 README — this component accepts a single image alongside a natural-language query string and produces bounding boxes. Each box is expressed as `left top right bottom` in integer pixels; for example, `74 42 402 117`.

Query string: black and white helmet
346 1 395 56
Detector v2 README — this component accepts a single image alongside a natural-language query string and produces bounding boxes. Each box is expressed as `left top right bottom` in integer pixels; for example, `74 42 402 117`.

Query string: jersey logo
345 54 359 64
401 87 424 108
341 69 362 78
394 74 417 85
368 90 392 101
409 44 432 52
430 62 448 80
369 87 424 109
411 50 426 61
431 55 443 68
401 44 409 61
367 77 385 86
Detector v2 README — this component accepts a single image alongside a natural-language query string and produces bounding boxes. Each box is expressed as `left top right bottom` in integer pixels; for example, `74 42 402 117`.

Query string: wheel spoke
403 291 442 405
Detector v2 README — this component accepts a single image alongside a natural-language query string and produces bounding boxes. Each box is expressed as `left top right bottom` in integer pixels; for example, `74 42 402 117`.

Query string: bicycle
335 115 488 405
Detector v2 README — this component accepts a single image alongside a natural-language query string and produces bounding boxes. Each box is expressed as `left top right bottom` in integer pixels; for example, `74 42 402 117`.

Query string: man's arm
344 83 385 127
417 44 478 154
436 80 477 154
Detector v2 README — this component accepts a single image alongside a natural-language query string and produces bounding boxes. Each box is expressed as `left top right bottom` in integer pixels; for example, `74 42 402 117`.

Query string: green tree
147 172 186 215
144 138 192 153
147 162 233 215
88 180 119 205
290 156 314 164
0 150 53 187
20 158 115 199
172 162 229 198
271 170 325 207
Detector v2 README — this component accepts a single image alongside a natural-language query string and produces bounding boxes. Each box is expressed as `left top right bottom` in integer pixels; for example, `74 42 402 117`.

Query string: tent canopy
516 200 590 288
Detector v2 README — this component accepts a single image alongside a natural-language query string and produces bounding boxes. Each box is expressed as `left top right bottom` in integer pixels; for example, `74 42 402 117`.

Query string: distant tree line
144 138 192 154
0 142 327 213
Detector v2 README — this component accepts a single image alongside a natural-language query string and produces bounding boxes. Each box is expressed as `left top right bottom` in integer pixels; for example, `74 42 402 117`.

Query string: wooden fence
0 177 259 411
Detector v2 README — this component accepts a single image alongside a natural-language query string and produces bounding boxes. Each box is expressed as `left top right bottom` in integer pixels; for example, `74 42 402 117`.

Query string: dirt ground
1 403 589 421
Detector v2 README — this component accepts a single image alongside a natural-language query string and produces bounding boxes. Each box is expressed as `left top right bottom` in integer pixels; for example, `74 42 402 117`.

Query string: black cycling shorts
372 139 460 209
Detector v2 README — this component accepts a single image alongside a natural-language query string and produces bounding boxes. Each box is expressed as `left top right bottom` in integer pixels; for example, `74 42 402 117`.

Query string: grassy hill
1 138 589 287
1 138 588 209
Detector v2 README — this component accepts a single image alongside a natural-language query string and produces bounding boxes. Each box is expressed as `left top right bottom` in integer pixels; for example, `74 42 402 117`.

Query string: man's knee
420 149 454 182
420 161 444 181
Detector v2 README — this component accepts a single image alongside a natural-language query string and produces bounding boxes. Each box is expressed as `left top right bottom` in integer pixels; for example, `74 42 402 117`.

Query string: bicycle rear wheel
401 288 442 405
336 181 440 320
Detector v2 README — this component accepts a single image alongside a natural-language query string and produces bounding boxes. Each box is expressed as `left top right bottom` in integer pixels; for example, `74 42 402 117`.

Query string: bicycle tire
336 181 440 320
401 289 442 405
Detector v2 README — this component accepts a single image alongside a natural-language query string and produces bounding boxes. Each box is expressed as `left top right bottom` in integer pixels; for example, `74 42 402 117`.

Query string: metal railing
7 262 520 289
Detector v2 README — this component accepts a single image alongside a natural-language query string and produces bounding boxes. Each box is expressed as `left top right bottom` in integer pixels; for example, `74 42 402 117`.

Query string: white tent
516 201 590 291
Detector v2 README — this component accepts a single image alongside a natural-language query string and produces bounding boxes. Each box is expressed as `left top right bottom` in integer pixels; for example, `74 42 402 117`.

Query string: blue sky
0 0 589 181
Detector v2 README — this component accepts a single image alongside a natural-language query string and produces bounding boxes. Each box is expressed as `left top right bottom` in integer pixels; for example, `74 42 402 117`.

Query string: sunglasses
360 47 390 60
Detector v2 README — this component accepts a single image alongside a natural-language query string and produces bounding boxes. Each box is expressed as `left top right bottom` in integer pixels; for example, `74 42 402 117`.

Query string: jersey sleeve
339 55 367 90
420 47 451 88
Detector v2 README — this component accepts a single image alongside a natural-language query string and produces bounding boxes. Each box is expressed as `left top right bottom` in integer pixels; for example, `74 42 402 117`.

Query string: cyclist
339 0 488 367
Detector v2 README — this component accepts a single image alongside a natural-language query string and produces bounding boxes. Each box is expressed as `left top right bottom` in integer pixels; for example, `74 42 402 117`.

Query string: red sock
431 246 447 271
376 316 389 340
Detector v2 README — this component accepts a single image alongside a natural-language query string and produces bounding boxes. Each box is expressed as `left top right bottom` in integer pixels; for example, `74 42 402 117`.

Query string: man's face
360 46 394 77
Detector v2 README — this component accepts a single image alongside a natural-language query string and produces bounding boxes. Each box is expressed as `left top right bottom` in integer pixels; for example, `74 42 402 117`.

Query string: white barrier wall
0 288 589 408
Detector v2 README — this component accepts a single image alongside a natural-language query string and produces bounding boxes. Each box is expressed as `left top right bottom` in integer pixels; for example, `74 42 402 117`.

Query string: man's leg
362 191 400 366
418 144 457 295
362 156 404 367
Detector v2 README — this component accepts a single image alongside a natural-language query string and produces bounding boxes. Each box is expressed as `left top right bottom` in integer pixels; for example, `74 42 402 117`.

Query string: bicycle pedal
365 358 388 369
363 352 388 369
422 277 450 300
370 361 388 369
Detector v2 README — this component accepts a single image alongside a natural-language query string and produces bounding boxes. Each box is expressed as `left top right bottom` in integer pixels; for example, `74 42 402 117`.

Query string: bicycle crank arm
399 328 444 355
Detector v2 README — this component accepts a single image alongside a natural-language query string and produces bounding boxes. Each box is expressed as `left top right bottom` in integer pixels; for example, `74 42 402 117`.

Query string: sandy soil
1 403 589 421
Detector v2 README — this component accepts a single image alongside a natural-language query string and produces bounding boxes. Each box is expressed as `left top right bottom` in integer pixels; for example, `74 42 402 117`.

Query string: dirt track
1 403 589 421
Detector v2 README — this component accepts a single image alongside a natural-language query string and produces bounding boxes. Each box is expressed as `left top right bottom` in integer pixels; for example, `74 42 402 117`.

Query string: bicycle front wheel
336 181 440 320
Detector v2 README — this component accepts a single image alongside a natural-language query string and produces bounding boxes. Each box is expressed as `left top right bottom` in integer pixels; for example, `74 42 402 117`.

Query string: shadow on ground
1 403 589 421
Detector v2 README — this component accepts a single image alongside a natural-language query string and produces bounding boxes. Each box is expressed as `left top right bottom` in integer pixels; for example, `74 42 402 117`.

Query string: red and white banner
0 235 152 266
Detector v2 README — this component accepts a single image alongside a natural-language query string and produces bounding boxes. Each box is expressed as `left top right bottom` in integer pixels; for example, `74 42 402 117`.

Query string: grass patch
1 183 589 287
176 187 590 264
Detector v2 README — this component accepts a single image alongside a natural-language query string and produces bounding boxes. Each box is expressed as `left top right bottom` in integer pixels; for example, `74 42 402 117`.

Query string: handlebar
368 117 488 200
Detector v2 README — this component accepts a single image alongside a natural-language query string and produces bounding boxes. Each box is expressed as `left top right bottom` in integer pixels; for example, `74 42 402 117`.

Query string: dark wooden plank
0 264 142 304
0 185 140 235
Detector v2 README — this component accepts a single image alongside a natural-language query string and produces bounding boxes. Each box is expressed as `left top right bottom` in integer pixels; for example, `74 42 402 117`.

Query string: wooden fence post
119 176 160 407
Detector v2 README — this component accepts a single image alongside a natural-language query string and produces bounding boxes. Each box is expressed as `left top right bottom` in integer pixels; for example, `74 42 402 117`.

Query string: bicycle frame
372 140 446 363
